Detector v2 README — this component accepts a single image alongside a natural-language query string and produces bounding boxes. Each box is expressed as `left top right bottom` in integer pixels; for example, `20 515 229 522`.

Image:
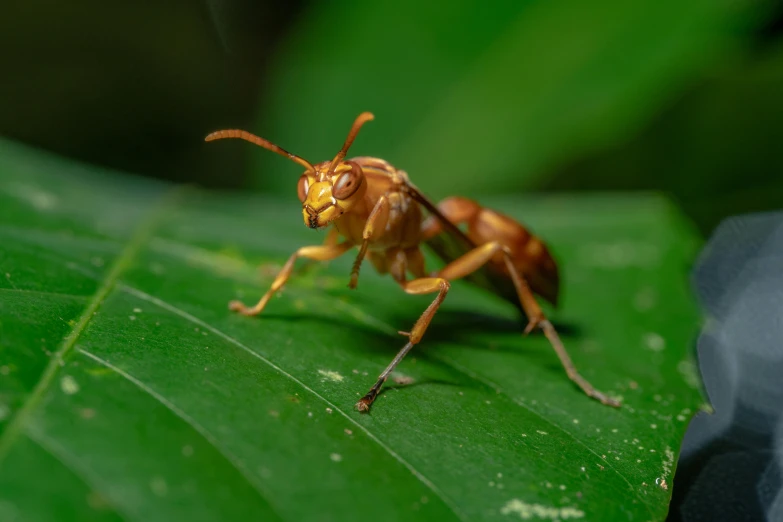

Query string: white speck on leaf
392 372 415 385
579 241 660 269
661 446 674 480
129 315 136 321
133 308 142 313
318 369 344 382
150 477 168 497
643 332 665 351
677 360 701 388
330 453 342 462
536 430 548 435
633 286 658 311
325 407 333 414
60 375 79 395
500 498 584 519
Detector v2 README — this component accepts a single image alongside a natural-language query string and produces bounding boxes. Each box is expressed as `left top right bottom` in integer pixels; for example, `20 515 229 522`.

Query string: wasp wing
402 181 526 315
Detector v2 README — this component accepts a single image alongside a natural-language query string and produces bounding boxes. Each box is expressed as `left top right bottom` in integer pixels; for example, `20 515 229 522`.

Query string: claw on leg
355 390 378 412
229 297 270 316
231 242 353 318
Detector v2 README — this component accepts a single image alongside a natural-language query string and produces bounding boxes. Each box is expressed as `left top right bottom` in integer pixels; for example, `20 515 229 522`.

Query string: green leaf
250 0 758 197
0 139 704 521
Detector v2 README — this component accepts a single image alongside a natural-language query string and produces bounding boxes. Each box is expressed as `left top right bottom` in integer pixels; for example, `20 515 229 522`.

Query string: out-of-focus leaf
250 0 760 197
0 139 704 521
545 39 783 235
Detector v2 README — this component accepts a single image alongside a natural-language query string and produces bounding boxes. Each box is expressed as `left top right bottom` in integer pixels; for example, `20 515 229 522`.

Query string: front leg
230 242 353 316
349 195 390 289
323 226 340 247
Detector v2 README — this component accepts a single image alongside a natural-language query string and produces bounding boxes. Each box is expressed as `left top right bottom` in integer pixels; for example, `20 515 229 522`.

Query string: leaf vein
120 284 469 522
77 348 285 522
0 287 91 300
26 428 137 522
432 353 656 515
301 291 657 515
0 187 179 465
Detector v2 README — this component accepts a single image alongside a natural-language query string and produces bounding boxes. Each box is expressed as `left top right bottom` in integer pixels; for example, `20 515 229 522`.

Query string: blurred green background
2 0 781 235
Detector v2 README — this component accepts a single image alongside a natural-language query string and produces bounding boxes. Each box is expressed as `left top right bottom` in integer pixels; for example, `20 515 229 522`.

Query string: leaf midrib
0 203 470 522
0 187 180 464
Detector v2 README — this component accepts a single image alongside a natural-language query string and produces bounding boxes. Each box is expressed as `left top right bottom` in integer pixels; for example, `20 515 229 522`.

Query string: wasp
205 113 620 412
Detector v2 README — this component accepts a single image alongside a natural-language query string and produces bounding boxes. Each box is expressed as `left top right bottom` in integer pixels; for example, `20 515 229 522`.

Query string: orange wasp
205 113 620 412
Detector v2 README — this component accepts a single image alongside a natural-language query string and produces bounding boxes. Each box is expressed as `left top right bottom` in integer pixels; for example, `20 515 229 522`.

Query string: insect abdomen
467 206 560 305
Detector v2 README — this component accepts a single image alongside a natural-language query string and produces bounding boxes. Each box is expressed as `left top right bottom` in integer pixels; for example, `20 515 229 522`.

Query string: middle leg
355 276 450 412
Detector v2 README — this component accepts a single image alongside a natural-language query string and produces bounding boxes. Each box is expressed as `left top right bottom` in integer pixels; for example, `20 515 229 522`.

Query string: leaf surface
251 0 755 197
0 139 704 521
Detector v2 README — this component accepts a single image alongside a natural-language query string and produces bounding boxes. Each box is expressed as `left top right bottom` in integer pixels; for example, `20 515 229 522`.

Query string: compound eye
333 162 363 200
297 174 310 202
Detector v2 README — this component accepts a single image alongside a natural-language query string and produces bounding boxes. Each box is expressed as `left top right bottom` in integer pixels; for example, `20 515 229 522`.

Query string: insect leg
229 242 354 316
323 226 340 246
356 276 450 412
435 241 620 407
349 195 390 289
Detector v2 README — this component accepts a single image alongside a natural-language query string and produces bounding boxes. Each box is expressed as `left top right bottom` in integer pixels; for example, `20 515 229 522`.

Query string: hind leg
434 241 619 407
